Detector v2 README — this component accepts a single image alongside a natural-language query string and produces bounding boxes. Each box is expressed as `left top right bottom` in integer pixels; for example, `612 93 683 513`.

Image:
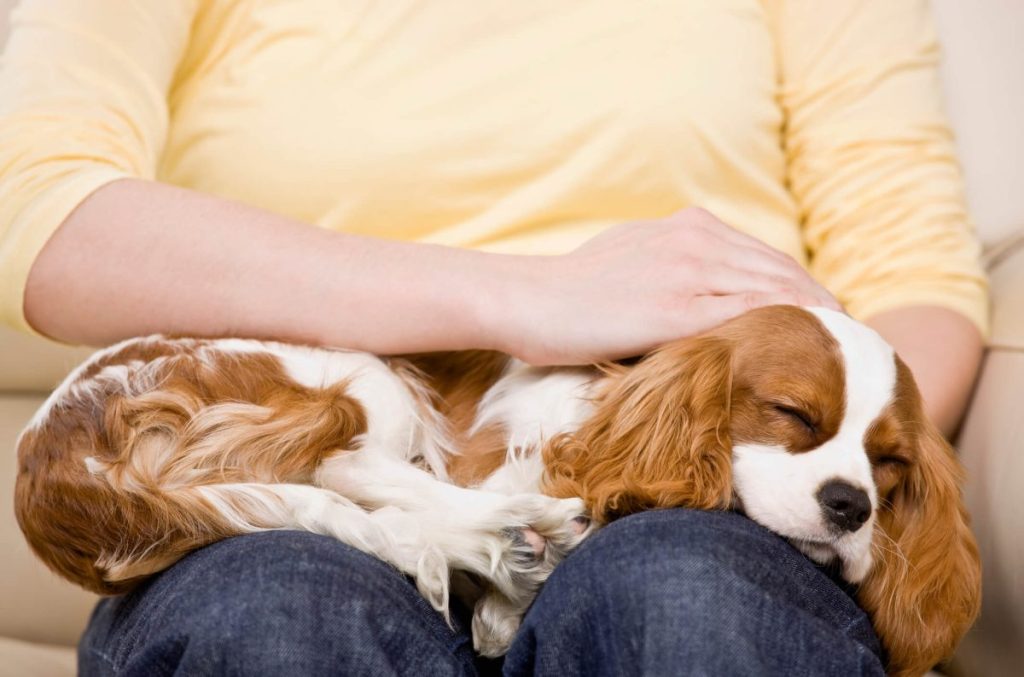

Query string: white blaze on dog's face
726 307 909 583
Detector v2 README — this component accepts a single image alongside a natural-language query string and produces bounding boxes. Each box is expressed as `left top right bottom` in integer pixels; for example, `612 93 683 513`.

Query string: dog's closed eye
771 403 818 434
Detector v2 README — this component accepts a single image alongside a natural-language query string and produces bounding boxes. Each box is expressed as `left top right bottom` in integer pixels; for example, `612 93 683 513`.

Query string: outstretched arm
24 178 502 354
24 180 837 365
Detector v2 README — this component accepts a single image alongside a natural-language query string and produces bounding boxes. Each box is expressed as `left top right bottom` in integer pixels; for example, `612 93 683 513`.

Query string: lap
79 530 478 676
79 510 884 676
504 509 883 676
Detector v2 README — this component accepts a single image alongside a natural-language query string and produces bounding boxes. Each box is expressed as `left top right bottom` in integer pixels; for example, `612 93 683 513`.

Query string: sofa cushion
952 346 1024 675
988 238 1024 350
0 637 75 677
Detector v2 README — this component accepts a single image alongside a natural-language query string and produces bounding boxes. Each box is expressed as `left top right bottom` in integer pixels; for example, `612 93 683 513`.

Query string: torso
161 0 802 259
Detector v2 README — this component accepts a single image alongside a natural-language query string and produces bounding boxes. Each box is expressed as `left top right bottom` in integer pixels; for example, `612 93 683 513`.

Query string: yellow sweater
0 0 988 336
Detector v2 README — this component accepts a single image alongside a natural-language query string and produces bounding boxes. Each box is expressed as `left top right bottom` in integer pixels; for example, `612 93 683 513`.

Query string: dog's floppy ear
858 360 982 677
542 335 733 523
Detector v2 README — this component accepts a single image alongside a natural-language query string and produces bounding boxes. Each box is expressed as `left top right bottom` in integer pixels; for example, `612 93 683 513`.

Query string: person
0 1 986 675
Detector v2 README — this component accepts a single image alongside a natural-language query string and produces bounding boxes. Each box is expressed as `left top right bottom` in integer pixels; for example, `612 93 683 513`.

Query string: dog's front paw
488 495 591 593
518 496 593 567
467 496 594 656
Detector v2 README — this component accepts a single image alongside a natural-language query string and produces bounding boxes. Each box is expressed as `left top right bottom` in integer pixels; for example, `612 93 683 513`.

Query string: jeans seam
87 646 118 672
840 613 881 655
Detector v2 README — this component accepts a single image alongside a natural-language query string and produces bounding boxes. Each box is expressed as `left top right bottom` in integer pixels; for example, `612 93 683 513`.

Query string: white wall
0 1 10 46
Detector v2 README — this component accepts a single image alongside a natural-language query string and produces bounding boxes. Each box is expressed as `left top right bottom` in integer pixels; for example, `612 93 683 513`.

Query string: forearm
865 305 984 438
24 179 513 353
23 191 842 365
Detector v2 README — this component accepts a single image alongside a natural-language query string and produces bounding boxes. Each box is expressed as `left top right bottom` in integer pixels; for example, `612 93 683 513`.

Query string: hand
499 208 842 365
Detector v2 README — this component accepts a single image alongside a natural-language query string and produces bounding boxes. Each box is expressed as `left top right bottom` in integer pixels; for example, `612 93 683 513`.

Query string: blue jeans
79 509 884 676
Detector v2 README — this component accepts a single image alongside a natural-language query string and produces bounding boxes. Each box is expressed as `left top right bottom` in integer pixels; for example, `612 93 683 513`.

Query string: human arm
24 177 507 353
24 180 837 363
769 0 989 432
2 1 844 363
867 306 983 437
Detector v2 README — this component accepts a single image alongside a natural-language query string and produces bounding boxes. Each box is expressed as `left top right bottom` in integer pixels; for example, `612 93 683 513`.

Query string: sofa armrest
950 239 1024 676
984 230 1024 351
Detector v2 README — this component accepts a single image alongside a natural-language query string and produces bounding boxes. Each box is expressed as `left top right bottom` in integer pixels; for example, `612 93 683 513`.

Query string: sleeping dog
15 305 980 676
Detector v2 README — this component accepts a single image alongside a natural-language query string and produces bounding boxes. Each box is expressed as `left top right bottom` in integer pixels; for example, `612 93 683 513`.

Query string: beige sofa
1 1 1021 675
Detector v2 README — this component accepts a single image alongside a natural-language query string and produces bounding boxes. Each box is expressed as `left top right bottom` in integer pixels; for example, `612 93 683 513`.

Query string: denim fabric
502 510 883 677
79 509 884 676
80 531 478 676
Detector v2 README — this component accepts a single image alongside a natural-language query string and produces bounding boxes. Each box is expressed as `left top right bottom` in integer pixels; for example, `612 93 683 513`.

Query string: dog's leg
316 449 589 656
318 451 586 581
303 352 588 591
287 351 588 654
87 480 454 609
451 450 593 655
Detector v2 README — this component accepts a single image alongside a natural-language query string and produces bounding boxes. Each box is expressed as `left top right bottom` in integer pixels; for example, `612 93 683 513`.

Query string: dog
15 305 980 675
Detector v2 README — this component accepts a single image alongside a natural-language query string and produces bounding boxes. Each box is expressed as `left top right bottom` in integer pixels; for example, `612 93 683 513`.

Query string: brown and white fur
15 306 980 676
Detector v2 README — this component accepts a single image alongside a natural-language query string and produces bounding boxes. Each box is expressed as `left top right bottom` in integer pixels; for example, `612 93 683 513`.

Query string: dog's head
543 305 981 675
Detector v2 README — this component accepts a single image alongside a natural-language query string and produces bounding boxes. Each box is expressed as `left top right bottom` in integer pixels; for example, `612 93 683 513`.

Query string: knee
548 509 804 621
168 532 448 635
167 530 414 629
507 510 882 675
87 531 472 675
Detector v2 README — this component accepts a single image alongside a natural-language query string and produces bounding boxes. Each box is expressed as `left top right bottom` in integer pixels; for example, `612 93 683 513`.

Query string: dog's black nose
817 480 871 532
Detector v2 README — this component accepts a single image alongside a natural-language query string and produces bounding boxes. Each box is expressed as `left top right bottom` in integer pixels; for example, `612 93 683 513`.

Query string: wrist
469 252 549 360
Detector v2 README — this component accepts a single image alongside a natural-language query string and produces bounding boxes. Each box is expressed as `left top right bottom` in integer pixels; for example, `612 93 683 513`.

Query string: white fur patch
224 342 453 478
472 361 595 452
83 456 106 474
468 362 596 495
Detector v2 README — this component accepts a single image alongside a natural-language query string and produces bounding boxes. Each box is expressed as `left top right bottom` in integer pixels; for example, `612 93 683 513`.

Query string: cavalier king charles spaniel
15 305 979 676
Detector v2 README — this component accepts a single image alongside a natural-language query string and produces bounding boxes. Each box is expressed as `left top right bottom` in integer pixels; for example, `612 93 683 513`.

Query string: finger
698 243 841 311
681 209 796 265
677 220 810 281
690 265 792 296
685 214 818 287
665 208 809 285
688 263 840 311
684 290 828 332
701 243 809 282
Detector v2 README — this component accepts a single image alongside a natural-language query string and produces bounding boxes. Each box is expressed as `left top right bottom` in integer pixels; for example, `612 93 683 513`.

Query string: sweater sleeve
0 0 198 333
768 0 989 335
